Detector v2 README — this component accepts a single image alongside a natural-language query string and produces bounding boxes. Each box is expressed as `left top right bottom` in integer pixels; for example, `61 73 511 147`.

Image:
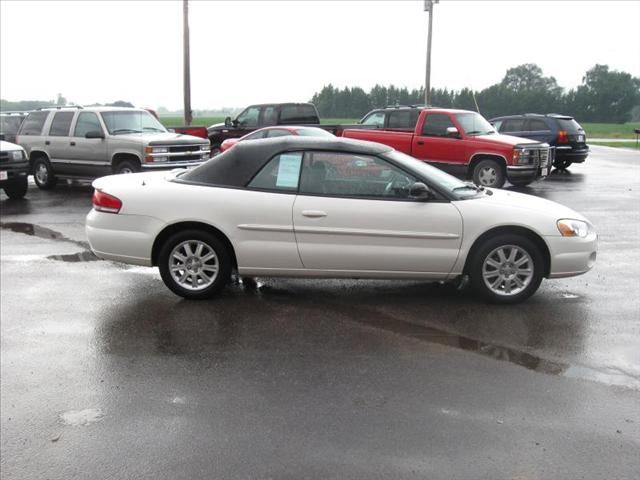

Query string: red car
219 126 334 153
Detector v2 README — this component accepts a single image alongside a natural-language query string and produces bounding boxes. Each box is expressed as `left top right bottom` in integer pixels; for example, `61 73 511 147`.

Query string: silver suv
16 106 210 189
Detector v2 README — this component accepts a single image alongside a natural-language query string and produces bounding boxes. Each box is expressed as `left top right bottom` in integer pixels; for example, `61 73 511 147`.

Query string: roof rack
36 105 84 111
0 111 30 115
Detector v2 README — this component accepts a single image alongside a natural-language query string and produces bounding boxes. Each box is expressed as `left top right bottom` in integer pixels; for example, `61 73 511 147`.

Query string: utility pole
183 0 192 126
424 0 438 106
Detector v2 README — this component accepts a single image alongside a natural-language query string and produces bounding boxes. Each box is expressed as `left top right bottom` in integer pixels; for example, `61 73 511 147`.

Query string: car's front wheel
158 229 232 299
472 159 506 188
3 176 28 199
468 234 544 304
32 157 57 190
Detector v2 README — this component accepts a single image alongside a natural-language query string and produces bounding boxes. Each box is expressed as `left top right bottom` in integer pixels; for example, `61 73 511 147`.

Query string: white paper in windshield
276 153 302 188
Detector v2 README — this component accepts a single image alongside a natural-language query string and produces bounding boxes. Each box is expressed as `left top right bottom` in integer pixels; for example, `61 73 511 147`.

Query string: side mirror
446 127 460 138
224 116 232 128
85 130 104 139
409 182 435 201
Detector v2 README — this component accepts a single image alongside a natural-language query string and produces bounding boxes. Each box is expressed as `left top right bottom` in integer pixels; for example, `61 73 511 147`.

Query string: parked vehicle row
86 136 597 304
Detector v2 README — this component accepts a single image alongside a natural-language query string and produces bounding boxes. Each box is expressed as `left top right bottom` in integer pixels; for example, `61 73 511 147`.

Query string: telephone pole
424 0 438 106
183 0 192 126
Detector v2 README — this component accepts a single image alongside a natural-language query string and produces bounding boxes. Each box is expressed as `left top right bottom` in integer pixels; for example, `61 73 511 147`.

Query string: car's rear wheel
158 229 232 299
469 234 544 304
2 176 28 199
32 157 57 190
472 159 505 188
554 159 573 170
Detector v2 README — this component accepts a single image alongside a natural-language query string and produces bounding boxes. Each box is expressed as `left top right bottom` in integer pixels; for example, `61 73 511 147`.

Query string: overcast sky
1 0 639 110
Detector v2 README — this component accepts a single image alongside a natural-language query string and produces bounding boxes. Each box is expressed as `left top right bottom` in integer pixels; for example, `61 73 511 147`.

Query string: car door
67 112 109 177
524 118 554 144
411 113 467 173
45 111 75 175
292 151 463 277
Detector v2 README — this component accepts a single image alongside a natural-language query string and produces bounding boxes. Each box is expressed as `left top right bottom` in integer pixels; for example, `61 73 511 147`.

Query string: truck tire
472 159 505 188
554 159 572 170
3 176 28 199
114 159 140 174
32 157 57 190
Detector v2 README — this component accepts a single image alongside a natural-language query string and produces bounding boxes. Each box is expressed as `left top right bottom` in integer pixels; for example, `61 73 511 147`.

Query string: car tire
32 157 57 190
114 159 140 175
472 159 505 188
3 176 28 199
468 234 544 304
554 159 572 170
158 229 232 299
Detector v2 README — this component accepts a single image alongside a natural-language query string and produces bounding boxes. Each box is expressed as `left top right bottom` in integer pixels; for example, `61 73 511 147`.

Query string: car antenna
472 90 481 114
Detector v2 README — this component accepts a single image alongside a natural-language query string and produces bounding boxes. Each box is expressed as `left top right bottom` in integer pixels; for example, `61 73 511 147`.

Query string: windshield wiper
465 130 494 136
452 182 484 193
143 127 165 132
112 128 142 134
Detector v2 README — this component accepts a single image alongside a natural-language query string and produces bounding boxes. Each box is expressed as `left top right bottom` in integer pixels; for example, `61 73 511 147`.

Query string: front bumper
0 160 29 185
545 231 597 278
141 160 205 169
506 164 551 183
86 209 165 266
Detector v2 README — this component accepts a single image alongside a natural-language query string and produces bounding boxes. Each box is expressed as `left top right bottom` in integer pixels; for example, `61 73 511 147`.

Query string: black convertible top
178 136 393 187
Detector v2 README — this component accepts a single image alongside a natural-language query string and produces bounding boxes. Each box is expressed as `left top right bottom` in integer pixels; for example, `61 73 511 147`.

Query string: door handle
302 210 327 218
70 141 76 146
45 140 50 145
417 140 424 145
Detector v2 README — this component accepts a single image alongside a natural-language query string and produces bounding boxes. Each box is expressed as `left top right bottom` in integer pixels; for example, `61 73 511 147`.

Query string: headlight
10 150 24 161
145 146 169 154
557 219 590 237
512 147 536 166
200 144 210 151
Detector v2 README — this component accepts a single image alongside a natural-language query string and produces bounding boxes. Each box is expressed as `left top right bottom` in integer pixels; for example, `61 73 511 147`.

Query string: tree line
310 64 640 123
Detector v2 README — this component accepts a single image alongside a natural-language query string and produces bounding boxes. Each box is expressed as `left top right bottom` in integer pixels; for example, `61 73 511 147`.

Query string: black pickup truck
206 103 368 154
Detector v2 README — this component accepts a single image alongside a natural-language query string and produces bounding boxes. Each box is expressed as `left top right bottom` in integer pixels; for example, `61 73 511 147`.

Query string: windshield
385 150 485 200
100 111 167 135
556 118 583 132
455 112 496 136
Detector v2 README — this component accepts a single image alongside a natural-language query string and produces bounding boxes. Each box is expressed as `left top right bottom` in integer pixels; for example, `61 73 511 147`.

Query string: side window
73 112 103 137
266 129 292 138
248 152 303 192
18 112 49 136
236 107 260 127
388 111 414 129
299 152 416 199
48 112 74 136
262 106 278 126
501 118 525 133
361 112 385 127
421 114 456 137
526 119 551 131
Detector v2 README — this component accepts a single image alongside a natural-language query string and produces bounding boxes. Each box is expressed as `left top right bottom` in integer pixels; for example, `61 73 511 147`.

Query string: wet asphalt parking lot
1 145 639 479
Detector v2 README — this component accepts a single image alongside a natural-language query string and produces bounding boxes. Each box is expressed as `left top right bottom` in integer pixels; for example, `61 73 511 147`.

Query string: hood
471 133 542 148
113 132 208 145
0 140 24 151
479 188 588 220
207 122 226 133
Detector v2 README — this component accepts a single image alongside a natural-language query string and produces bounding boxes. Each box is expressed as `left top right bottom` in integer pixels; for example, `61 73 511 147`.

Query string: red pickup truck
342 107 552 188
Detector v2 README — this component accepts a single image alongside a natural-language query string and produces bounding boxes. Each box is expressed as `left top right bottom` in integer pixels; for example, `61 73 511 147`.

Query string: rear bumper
85 209 165 266
545 232 597 278
555 146 589 163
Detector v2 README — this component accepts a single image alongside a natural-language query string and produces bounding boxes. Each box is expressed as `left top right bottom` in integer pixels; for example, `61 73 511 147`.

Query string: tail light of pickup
93 190 122 214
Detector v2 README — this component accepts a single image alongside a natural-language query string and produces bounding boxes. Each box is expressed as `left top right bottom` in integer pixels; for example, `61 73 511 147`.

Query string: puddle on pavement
59 408 104 426
1 222 89 249
47 251 100 263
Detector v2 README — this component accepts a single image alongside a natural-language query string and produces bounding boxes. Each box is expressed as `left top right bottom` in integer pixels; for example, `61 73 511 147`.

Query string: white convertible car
86 137 597 303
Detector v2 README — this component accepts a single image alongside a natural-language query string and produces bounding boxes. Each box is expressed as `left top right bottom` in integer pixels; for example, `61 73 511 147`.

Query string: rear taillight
92 190 122 213
557 130 569 143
